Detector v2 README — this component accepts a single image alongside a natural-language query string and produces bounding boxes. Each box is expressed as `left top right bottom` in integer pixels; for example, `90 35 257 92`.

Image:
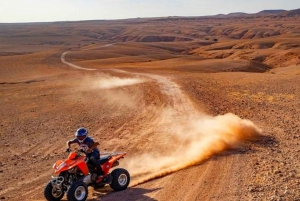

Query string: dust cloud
84 72 262 187
91 74 145 89
63 73 147 120
126 110 262 187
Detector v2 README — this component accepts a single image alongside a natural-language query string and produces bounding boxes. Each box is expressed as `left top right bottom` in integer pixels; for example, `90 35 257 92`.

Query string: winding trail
61 51 196 115
59 51 261 201
61 52 96 71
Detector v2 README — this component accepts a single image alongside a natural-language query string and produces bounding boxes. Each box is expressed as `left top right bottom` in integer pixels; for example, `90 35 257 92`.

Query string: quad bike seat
98 155 111 165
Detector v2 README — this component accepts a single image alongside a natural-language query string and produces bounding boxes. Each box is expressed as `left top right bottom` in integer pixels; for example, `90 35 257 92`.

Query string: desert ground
1 11 300 201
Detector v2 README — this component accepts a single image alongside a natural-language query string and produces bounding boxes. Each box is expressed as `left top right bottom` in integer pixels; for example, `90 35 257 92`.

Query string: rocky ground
1 15 300 201
178 69 300 200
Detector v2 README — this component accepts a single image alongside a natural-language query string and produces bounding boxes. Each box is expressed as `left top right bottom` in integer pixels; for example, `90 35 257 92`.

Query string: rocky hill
257 9 286 15
279 8 300 17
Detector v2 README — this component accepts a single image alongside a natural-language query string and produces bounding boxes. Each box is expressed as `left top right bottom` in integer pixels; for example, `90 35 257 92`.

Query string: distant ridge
279 8 300 17
212 12 249 18
226 12 248 17
257 9 286 15
212 8 299 18
141 8 300 23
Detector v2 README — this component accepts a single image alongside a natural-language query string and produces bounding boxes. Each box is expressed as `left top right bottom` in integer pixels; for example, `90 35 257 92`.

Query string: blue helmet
75 127 88 142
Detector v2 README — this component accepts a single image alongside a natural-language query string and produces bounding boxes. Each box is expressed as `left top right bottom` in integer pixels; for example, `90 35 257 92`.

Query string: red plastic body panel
53 154 89 175
76 159 89 175
52 151 126 177
101 153 126 175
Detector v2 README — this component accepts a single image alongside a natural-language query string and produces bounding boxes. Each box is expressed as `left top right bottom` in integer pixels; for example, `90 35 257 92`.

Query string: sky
0 0 299 23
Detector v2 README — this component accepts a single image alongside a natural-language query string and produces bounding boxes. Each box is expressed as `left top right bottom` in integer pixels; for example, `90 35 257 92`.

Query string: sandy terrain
1 12 300 201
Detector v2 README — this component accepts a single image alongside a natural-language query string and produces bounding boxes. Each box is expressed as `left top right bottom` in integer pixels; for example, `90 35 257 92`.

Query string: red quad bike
44 149 130 201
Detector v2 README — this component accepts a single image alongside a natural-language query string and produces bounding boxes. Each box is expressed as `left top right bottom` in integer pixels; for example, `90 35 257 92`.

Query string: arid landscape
1 9 300 201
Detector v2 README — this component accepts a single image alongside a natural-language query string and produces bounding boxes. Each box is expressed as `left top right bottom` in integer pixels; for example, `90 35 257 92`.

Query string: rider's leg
90 152 103 176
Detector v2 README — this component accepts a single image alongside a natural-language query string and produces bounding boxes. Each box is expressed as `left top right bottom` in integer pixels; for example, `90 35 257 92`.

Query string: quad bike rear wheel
67 180 88 201
44 181 65 201
110 168 130 191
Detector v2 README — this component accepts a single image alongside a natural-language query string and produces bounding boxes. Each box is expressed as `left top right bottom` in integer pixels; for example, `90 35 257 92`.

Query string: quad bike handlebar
65 148 126 156
100 152 127 157
65 148 85 154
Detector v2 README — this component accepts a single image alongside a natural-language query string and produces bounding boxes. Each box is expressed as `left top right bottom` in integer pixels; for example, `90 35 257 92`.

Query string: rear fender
101 153 126 174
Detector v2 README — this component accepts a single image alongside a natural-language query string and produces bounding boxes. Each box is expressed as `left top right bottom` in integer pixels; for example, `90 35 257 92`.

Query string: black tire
44 181 65 201
109 168 130 191
67 180 88 201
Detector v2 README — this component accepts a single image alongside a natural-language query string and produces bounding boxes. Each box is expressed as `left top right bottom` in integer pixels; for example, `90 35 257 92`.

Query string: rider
66 127 104 182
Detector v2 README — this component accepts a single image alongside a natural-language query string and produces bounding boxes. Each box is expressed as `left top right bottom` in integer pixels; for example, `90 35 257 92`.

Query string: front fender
53 160 68 175
52 158 89 175
53 160 64 170
76 159 89 176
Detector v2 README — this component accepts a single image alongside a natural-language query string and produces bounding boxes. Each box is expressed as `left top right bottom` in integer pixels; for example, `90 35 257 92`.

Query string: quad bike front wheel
44 181 65 201
67 180 88 201
110 168 130 191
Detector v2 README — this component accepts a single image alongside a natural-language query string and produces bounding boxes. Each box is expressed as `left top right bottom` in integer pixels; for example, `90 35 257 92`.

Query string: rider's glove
66 148 71 152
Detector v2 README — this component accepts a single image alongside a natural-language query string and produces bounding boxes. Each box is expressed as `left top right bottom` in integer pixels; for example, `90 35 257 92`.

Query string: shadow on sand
207 134 278 160
251 134 278 147
87 186 162 201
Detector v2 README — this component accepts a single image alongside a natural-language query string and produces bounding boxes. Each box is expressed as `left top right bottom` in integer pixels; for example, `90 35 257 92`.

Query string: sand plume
75 69 262 187
97 70 264 186
127 112 262 186
94 76 144 89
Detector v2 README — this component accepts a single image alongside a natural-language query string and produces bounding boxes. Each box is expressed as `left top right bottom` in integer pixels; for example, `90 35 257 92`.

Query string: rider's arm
87 141 99 152
67 139 77 148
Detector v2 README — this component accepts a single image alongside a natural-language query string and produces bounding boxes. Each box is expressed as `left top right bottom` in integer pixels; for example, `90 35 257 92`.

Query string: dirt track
1 15 300 201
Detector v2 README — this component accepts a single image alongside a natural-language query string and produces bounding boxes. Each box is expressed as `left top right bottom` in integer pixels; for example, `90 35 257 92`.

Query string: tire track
61 52 96 71
60 51 261 201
